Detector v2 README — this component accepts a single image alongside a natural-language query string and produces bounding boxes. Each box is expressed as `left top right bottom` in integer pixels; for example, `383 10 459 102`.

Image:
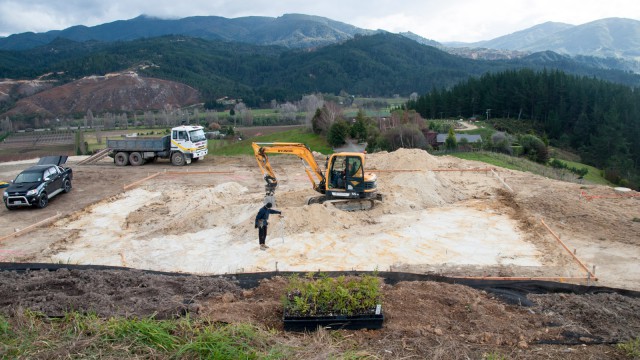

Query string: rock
434 328 444 336
518 340 528 349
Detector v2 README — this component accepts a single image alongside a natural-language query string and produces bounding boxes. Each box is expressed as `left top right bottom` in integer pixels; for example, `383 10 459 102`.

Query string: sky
0 0 638 43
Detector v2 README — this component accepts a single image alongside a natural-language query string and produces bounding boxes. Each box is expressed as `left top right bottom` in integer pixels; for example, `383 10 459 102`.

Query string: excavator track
307 194 382 211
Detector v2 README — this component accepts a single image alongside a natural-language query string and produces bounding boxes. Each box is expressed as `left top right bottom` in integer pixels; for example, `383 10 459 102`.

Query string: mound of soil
1 268 639 359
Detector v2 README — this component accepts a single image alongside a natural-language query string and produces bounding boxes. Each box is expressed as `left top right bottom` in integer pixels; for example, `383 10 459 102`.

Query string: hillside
2 32 640 117
3 72 199 117
472 21 575 50
521 18 640 58
0 13 376 51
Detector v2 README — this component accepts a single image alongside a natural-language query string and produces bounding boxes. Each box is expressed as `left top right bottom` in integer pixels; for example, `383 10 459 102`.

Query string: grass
210 128 332 156
617 337 640 358
549 158 610 185
0 311 291 359
449 151 612 186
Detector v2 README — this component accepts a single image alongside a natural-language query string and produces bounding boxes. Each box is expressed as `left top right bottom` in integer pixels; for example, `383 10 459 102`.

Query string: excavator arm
252 142 326 196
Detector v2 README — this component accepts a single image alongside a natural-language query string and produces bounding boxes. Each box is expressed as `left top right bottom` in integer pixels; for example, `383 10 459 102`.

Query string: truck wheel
115 152 129 166
129 152 144 166
37 193 48 209
171 152 186 166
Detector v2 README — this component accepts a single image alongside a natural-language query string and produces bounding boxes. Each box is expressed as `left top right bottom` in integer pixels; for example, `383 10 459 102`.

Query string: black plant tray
283 313 384 331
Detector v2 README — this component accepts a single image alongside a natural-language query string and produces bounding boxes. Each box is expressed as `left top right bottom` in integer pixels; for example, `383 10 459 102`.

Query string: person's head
266 202 272 208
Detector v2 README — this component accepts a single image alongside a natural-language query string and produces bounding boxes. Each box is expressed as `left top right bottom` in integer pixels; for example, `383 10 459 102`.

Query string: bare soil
0 269 638 359
1 149 640 358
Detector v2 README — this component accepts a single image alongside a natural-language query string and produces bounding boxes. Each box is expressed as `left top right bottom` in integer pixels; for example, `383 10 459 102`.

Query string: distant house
421 130 438 148
435 133 482 150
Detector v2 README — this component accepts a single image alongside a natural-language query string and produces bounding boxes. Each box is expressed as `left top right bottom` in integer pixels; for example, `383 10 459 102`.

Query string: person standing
255 202 282 250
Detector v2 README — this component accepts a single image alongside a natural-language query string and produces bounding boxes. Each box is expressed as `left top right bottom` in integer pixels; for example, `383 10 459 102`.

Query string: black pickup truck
3 156 73 210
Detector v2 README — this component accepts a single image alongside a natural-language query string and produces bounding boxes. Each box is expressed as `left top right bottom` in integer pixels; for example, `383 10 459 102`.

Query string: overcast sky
0 0 638 42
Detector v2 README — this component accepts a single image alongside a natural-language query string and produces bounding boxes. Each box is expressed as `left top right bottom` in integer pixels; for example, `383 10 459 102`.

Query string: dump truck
107 125 208 166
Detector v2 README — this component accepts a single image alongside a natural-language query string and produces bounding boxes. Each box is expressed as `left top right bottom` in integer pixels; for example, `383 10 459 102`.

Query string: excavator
252 142 383 211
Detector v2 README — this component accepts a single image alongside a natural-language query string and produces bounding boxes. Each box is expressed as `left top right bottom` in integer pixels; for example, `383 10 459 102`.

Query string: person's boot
260 244 268 250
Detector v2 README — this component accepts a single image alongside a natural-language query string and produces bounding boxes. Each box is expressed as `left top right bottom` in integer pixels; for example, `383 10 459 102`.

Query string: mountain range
468 18 640 58
0 14 376 51
1 14 639 119
1 14 638 64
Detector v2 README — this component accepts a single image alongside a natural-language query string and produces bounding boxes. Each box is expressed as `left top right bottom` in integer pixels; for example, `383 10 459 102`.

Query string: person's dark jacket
255 205 281 228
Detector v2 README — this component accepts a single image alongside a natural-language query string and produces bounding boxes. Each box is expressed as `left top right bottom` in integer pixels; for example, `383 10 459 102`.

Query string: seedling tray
283 313 384 331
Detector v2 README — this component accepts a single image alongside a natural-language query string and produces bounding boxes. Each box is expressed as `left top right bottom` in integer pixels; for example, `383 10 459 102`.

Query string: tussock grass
0 310 291 359
617 337 640 358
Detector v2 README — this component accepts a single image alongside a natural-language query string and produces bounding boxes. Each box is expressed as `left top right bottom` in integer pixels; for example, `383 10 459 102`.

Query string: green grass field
209 128 332 156
450 151 611 186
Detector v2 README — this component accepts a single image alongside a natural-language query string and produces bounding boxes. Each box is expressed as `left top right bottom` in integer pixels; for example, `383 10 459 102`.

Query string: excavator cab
328 155 365 192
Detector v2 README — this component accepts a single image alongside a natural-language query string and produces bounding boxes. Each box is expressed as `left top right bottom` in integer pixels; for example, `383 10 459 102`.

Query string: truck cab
170 125 208 163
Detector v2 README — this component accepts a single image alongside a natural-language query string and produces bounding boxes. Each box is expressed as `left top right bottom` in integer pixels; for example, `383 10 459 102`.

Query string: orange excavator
252 142 383 211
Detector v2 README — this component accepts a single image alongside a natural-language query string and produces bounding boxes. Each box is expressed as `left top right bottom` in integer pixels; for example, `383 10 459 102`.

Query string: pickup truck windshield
189 129 206 142
15 172 42 183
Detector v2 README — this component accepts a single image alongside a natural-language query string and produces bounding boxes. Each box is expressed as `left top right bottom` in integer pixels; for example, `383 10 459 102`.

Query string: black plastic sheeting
1 263 639 307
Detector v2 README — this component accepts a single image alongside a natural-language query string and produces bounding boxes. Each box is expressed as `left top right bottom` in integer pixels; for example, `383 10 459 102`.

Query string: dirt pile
0 268 242 319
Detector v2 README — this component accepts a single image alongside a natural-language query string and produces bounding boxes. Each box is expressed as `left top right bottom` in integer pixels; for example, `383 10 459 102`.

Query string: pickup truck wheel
115 152 129 166
63 179 72 193
171 152 186 166
129 152 144 166
37 193 48 209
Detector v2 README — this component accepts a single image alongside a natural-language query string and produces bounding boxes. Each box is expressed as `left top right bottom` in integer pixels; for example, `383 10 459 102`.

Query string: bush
519 134 549 163
327 120 350 147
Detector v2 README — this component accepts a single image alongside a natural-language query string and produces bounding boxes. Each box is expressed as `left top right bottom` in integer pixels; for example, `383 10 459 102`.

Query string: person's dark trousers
259 226 268 245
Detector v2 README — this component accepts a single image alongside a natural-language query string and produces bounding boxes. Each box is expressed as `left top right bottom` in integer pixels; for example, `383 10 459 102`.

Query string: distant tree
383 124 427 151
458 137 470 151
327 120 350 147
86 110 94 128
311 108 323 135
491 131 513 155
96 128 103 145
350 109 368 142
310 102 342 136
445 127 457 151
279 102 298 122
299 94 324 129
1 117 12 132
519 134 549 163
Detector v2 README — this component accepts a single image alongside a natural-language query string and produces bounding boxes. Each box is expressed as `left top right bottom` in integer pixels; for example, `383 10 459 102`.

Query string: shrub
283 273 382 317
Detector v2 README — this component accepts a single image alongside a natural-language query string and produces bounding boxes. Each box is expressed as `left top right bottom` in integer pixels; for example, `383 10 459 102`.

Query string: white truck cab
171 125 208 164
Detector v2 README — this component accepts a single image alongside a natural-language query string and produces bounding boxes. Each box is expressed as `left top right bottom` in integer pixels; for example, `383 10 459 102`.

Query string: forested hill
2 33 640 108
407 69 640 187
